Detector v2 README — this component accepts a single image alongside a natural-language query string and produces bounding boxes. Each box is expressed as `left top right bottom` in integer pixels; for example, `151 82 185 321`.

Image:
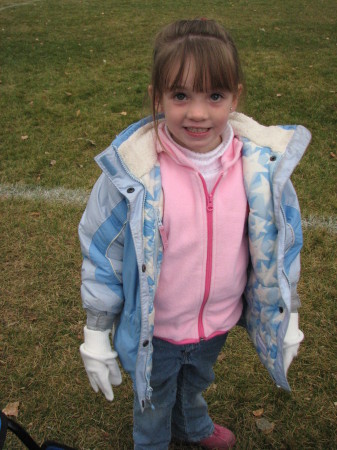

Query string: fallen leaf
3 401 20 418
330 152 336 159
50 160 56 166
65 92 72 96
120 111 127 116
21 135 29 140
276 93 282 97
30 212 40 217
76 110 81 117
256 418 275 434
253 408 264 417
74 137 96 146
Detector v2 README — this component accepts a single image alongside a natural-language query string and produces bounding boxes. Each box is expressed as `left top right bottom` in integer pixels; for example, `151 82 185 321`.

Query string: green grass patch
0 0 336 448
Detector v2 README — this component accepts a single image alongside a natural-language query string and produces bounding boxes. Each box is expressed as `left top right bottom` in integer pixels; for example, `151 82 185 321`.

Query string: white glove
283 313 304 375
80 326 122 401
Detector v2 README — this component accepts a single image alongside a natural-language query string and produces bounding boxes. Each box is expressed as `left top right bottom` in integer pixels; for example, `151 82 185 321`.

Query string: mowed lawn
0 0 336 449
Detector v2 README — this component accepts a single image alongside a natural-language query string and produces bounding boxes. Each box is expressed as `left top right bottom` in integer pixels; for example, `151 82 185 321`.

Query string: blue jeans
133 333 228 450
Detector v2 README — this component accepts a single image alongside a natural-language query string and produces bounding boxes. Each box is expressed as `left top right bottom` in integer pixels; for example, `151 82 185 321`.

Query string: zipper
157 189 168 250
113 149 152 392
279 204 291 287
197 173 223 339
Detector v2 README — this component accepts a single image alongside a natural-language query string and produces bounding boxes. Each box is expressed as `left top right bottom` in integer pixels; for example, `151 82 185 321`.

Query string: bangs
162 37 239 94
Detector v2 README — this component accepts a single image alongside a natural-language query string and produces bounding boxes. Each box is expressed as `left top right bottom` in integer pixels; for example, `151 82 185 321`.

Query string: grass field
0 0 336 449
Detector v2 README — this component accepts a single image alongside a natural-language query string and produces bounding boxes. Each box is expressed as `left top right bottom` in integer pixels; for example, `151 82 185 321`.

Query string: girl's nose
186 100 208 121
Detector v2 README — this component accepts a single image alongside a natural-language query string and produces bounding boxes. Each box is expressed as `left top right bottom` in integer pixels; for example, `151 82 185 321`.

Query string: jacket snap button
270 155 277 162
279 307 284 313
142 264 146 272
127 187 135 193
143 340 149 347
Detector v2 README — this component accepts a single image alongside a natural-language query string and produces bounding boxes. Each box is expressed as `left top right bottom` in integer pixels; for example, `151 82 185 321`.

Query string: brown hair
151 19 243 122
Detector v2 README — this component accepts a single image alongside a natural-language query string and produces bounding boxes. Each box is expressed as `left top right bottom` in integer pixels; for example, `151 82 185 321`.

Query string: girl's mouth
185 127 210 134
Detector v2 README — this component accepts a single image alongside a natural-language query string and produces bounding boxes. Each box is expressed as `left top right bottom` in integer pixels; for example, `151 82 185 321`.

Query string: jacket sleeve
78 173 128 330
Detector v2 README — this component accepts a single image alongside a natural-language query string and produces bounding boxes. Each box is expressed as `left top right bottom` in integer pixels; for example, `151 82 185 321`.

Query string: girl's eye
174 92 186 101
210 93 223 102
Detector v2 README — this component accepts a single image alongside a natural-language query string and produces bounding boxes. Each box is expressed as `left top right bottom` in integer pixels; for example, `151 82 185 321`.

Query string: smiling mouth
185 127 210 133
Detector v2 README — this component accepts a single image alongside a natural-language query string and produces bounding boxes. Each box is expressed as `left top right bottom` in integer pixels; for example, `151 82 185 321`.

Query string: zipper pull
207 194 214 212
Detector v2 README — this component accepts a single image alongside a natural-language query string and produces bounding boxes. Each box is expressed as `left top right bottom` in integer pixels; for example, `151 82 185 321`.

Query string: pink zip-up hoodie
154 123 249 344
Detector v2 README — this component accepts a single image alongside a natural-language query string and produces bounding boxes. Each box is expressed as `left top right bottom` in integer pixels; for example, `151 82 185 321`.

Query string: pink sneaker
199 423 236 449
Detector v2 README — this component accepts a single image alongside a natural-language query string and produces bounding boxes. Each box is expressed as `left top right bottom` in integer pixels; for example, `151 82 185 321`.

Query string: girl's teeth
187 127 208 132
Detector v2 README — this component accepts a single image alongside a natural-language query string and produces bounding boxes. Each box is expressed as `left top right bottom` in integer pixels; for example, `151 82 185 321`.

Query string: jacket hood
95 112 311 202
95 113 311 188
230 112 296 153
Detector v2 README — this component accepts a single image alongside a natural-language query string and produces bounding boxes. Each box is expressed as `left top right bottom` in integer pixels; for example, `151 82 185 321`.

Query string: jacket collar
229 112 295 153
99 113 308 181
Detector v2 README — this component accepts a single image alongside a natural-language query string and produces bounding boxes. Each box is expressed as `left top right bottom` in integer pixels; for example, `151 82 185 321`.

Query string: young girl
79 19 310 449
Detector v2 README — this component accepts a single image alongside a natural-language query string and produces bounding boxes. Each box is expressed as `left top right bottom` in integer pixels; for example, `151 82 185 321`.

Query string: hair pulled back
151 19 243 120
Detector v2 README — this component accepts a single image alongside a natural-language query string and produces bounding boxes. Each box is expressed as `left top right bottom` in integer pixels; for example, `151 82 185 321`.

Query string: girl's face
158 61 239 153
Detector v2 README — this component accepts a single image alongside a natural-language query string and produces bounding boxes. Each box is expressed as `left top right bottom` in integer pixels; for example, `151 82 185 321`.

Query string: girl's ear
231 84 243 112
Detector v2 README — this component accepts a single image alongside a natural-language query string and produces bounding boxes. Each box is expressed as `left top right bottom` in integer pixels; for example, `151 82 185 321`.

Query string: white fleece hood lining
118 121 158 180
230 112 294 154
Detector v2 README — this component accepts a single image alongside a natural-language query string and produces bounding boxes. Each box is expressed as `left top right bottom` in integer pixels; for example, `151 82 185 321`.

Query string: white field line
0 183 89 206
0 183 336 233
301 216 337 234
0 0 42 11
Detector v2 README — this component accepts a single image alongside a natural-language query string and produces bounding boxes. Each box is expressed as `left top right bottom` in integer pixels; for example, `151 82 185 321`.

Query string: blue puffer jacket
79 112 311 409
